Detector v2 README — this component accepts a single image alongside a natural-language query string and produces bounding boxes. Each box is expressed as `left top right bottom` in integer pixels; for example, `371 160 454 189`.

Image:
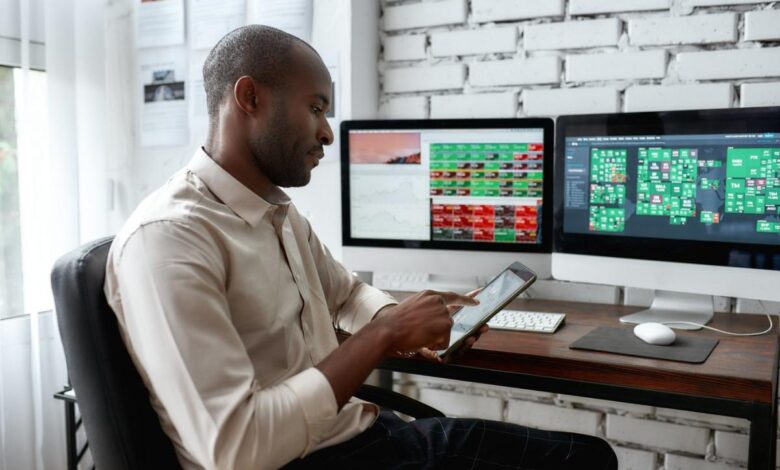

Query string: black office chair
51 237 442 470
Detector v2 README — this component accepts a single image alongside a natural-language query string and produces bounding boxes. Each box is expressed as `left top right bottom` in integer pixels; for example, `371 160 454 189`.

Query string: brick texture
566 50 667 82
606 415 709 454
430 92 517 118
384 34 427 62
506 400 603 435
471 0 564 23
469 57 561 87
524 18 621 51
570 0 670 15
628 13 737 46
740 81 780 107
383 0 467 31
523 87 619 116
624 83 734 112
431 27 517 57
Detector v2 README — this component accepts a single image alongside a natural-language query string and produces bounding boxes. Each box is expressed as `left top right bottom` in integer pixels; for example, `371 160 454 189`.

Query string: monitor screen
341 119 554 253
555 107 780 270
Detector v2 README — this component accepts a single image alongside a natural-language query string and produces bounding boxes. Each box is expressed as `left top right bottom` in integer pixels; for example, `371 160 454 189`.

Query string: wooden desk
380 298 779 470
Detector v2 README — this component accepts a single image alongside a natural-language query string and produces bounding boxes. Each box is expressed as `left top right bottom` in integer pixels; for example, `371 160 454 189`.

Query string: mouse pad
570 327 719 364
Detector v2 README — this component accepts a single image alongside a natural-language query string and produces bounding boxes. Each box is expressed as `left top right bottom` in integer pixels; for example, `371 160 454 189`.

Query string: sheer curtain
0 0 110 468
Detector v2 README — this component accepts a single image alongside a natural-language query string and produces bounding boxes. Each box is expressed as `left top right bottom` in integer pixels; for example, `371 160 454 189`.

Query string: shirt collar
186 147 290 227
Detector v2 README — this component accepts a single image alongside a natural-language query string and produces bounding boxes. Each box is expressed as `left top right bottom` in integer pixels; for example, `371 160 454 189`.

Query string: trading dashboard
346 127 546 245
562 133 780 244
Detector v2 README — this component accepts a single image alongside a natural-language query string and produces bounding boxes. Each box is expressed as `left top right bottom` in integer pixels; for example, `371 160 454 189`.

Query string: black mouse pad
570 327 719 363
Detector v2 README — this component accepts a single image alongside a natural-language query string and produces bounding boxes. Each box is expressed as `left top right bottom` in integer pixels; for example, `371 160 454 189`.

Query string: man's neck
203 131 282 203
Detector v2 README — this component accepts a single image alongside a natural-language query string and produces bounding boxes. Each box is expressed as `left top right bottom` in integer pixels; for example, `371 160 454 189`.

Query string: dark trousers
284 411 618 469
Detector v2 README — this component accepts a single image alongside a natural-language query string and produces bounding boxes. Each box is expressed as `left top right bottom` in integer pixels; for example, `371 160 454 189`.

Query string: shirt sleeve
302 218 397 334
110 221 338 469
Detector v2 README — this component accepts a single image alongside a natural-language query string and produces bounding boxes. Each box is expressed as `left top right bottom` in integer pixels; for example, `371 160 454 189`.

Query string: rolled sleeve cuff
338 286 397 333
283 367 338 454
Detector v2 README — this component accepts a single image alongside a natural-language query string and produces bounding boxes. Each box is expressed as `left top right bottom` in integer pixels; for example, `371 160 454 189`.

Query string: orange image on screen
349 132 421 164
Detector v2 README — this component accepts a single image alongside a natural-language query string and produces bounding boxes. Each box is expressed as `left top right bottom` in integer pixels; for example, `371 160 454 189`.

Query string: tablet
438 262 537 358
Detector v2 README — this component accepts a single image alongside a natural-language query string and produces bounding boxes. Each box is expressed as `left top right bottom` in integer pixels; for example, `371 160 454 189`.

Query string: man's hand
372 290 478 356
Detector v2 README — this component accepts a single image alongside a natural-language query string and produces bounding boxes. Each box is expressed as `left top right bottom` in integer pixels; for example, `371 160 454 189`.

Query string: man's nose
318 117 334 146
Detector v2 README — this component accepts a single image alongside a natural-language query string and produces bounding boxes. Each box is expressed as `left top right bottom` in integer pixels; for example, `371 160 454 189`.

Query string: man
105 25 617 469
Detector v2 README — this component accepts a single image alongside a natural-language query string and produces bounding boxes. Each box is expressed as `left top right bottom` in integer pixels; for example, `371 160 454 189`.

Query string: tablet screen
447 269 526 349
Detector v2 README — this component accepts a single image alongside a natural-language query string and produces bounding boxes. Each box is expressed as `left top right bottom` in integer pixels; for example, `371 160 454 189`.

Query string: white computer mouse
633 322 676 346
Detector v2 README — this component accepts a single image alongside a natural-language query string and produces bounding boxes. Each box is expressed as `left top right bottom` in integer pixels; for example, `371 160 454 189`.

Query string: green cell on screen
485 189 499 197
513 190 528 197
472 189 486 197
485 163 501 170
513 181 529 189
498 153 513 161
495 229 515 242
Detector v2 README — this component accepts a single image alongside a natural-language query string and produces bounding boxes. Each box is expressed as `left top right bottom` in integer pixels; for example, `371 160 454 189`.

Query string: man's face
248 45 333 187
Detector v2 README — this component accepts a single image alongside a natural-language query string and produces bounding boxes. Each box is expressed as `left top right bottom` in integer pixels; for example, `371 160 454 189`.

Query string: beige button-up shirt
104 149 396 469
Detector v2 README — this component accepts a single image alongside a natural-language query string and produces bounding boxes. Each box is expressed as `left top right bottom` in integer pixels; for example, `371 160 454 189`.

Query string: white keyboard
488 310 566 334
372 272 430 291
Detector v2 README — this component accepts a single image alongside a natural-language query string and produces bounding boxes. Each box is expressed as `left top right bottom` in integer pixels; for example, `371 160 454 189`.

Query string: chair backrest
51 237 180 469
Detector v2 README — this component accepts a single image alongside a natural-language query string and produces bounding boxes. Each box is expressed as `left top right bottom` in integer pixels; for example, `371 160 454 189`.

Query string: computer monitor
340 118 555 288
554 107 780 329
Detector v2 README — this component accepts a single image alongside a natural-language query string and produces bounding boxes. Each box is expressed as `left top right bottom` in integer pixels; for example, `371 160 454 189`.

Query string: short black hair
202 25 299 123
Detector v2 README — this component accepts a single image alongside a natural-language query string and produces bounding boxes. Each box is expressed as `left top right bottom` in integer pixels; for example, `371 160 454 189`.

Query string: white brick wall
745 9 780 41
628 13 737 46
418 388 503 419
523 87 619 116
613 446 657 470
379 95 428 118
625 83 734 112
741 81 780 107
384 64 465 93
469 57 561 87
714 431 749 463
430 92 517 118
606 415 710 454
677 47 780 80
524 18 621 51
383 0 467 31
665 454 742 470
471 0 564 23
566 50 667 82
506 400 603 435
379 3 780 467
431 27 517 57
570 0 670 15
384 34 427 62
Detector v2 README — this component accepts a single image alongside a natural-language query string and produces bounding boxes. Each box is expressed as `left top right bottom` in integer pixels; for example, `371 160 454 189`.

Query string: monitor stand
619 290 713 331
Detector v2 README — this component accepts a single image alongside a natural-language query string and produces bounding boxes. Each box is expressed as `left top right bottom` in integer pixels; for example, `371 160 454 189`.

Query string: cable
659 301 774 337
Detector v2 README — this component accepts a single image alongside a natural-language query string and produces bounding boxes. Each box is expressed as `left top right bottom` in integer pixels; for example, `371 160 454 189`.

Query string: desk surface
393 296 779 405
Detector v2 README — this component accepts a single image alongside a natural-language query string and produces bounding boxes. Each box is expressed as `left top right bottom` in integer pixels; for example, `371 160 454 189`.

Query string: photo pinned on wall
139 48 189 147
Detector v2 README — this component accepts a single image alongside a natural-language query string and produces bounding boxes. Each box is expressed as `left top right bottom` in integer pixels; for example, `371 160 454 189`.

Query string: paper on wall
189 0 246 50
248 0 313 43
139 48 189 147
137 0 185 49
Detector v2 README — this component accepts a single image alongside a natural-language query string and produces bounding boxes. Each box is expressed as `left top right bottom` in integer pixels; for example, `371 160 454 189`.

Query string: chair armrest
355 384 444 419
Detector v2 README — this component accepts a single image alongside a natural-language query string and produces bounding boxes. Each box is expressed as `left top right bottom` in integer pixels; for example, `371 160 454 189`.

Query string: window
0 65 47 318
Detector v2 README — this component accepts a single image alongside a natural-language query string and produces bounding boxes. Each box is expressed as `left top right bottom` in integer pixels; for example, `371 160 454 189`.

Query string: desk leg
64 401 77 470
748 406 777 470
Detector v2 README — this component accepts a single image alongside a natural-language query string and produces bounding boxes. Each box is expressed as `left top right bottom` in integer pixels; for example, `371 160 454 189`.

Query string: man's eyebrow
312 93 330 106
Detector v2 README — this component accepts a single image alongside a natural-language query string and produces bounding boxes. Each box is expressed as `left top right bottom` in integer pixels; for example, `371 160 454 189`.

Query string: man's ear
233 76 270 116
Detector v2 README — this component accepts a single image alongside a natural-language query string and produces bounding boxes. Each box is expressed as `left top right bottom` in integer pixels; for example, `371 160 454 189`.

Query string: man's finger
429 290 480 306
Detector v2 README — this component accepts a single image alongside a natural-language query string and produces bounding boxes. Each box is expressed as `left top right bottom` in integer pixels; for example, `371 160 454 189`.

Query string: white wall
379 2 780 468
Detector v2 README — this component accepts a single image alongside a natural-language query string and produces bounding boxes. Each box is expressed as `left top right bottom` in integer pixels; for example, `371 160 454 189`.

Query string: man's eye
312 106 323 115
